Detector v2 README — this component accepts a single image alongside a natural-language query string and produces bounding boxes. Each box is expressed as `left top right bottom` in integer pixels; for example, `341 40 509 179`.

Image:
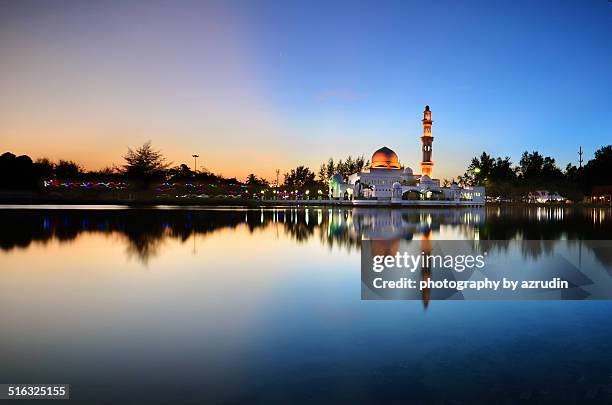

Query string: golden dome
371 146 400 169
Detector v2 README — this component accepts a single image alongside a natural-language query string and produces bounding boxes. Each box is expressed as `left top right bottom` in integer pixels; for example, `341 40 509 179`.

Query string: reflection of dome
371 146 400 169
392 182 401 188
403 167 413 175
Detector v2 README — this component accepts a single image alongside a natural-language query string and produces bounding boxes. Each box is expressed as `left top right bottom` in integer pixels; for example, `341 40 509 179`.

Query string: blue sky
1 0 611 180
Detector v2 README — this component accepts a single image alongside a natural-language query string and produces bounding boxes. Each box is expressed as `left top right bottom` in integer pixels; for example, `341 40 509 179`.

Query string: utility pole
578 147 583 169
192 154 199 174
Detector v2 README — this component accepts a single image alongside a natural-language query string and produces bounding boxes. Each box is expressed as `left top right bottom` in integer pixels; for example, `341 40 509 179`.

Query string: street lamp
192 154 199 174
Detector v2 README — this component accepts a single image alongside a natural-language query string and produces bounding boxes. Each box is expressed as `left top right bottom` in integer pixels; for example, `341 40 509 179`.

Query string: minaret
420 105 434 177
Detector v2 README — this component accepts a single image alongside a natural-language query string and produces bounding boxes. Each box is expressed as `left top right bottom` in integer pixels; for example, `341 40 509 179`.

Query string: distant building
329 106 485 205
526 191 566 203
584 186 612 205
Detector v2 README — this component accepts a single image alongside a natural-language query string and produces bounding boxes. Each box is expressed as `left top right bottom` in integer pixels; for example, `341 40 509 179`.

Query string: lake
1 205 612 404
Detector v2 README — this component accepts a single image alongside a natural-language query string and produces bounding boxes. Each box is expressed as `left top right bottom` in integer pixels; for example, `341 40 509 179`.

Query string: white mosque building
329 106 485 206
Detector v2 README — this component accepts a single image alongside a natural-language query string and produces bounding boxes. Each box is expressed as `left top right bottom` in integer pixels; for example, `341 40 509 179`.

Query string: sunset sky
1 0 611 181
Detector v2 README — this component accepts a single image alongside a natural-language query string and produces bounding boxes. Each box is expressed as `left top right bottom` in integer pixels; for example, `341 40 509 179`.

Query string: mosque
329 106 485 205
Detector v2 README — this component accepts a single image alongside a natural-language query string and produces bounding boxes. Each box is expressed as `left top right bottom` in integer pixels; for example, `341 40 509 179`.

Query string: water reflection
2 206 612 403
1 206 612 264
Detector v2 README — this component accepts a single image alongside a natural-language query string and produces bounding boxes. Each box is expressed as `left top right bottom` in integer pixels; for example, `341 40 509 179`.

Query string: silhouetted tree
518 151 562 180
0 152 37 189
459 149 583 200
123 141 169 188
246 173 268 187
89 166 122 181
284 166 316 189
167 164 193 180
460 152 497 186
583 145 612 187
319 158 335 182
193 167 218 182
490 157 516 181
33 158 55 179
564 163 580 182
55 160 83 179
319 155 368 181
244 173 269 196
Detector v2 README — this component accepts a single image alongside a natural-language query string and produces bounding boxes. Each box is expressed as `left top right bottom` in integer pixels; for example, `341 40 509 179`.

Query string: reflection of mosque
2 206 612 304
364 232 437 308
330 207 484 241
344 208 485 307
1 206 611 269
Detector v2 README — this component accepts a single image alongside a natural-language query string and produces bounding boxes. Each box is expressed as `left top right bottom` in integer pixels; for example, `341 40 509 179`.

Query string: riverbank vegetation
453 146 612 202
1 142 611 203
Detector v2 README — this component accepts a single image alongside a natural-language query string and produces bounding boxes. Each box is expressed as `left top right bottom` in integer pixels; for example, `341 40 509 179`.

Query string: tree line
0 142 363 195
0 142 240 191
274 155 370 194
2 141 611 201
454 145 612 200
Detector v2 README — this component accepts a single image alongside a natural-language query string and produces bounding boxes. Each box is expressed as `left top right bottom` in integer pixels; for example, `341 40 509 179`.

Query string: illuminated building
421 105 434 177
328 105 485 205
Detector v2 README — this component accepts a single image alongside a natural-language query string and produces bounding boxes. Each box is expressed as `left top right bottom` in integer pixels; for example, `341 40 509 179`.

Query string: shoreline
0 195 609 209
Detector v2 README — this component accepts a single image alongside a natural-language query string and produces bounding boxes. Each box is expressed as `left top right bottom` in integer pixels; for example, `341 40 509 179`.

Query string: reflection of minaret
420 229 433 309
421 105 434 177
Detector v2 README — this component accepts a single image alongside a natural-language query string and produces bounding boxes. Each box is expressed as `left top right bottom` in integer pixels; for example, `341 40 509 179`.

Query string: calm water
1 205 612 404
